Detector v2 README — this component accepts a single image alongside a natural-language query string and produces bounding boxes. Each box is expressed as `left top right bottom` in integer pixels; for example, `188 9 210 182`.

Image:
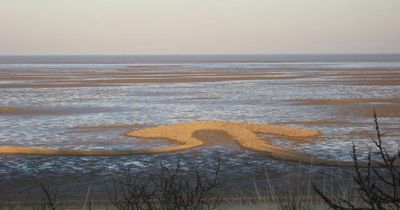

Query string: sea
0 54 399 197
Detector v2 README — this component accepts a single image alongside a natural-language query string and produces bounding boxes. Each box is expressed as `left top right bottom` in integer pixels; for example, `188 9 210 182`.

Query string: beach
0 55 400 201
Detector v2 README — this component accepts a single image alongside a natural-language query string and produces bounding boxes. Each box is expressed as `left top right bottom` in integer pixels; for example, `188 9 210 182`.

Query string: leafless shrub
107 158 222 210
314 110 400 210
0 202 21 210
108 168 157 210
156 158 222 210
279 172 313 210
0 196 18 210
29 182 64 210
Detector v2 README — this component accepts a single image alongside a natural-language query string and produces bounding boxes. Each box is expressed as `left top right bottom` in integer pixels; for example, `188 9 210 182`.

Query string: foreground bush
108 158 222 210
314 111 400 210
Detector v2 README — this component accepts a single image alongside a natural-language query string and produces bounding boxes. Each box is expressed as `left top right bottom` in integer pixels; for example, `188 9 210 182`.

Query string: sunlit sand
0 120 358 167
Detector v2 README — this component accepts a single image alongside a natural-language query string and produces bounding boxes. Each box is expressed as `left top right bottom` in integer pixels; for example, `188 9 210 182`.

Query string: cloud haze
1 0 400 55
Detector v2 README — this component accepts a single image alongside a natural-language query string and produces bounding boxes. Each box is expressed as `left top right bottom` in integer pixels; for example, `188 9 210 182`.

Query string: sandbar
0 106 118 116
291 98 400 106
0 120 358 167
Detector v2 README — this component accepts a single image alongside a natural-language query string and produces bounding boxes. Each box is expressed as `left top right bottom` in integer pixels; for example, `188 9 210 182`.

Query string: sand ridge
0 120 360 167
127 121 356 167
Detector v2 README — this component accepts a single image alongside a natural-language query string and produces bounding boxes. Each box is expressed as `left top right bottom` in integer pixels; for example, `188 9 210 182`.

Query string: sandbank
291 98 400 106
0 120 359 167
0 106 118 116
2 68 400 88
72 124 147 132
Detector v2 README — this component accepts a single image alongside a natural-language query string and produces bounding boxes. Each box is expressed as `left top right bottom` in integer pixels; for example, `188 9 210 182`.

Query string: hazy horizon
2 0 400 55
2 53 400 56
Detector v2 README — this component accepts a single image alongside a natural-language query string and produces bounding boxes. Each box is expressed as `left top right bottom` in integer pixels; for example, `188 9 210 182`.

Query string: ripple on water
0 66 400 195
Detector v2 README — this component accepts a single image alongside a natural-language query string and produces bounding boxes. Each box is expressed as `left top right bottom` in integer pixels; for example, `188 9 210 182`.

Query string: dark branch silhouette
314 110 400 210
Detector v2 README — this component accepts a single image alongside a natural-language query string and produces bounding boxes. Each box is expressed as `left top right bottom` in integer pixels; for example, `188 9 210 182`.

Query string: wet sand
0 106 118 115
285 119 358 126
2 68 400 88
0 69 307 88
72 124 148 132
0 120 362 167
291 98 400 105
306 69 400 86
357 104 400 118
291 98 400 118
1 68 399 166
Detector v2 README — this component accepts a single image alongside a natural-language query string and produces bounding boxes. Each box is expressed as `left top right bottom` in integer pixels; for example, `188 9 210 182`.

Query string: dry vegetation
314 111 400 210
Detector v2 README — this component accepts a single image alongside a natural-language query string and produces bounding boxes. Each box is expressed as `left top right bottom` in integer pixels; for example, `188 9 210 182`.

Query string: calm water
2 54 400 70
0 54 399 195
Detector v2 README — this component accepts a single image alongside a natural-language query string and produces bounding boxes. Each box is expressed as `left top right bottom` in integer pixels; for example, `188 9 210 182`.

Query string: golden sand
127 121 356 166
0 120 359 167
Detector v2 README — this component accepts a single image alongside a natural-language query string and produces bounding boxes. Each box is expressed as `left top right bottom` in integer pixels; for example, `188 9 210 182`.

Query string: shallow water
0 55 399 196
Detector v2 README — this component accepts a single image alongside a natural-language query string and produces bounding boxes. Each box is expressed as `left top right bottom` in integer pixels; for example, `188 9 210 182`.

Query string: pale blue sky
1 0 399 55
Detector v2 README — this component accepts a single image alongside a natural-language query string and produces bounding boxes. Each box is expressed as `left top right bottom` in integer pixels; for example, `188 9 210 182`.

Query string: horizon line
1 53 400 57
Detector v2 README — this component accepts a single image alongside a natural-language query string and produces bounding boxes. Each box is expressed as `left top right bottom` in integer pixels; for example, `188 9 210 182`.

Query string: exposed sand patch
285 119 356 126
0 106 60 115
291 98 400 106
2 68 400 88
0 107 22 114
174 96 221 101
0 76 306 88
312 70 400 78
298 79 400 86
0 106 118 116
72 124 148 132
291 99 400 119
0 120 357 167
342 79 400 86
329 104 400 119
357 105 400 118
348 130 378 138
307 70 400 86
0 69 310 88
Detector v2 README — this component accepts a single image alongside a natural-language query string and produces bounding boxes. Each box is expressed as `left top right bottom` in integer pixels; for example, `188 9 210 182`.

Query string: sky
1 0 400 55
